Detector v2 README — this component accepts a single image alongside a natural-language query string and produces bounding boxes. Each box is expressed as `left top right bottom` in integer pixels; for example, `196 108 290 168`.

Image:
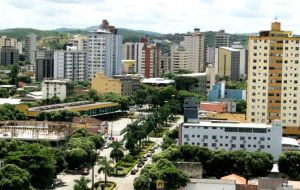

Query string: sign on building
156 180 165 190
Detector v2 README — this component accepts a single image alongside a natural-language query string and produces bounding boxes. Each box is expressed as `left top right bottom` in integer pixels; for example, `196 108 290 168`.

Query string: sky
0 0 299 34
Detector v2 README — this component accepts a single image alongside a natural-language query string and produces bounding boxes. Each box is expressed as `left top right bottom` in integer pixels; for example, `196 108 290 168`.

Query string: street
55 115 183 190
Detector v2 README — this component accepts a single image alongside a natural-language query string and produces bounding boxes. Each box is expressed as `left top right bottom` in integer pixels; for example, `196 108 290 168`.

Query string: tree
98 158 114 186
9 64 19 85
74 176 91 190
5 143 56 189
278 151 300 179
109 141 124 174
236 100 247 113
245 151 273 177
65 148 88 170
174 76 198 91
89 134 104 149
0 164 30 190
0 89 9 98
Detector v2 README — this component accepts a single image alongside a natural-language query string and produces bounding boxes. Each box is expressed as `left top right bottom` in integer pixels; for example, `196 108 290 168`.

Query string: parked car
103 144 109 149
81 168 89 175
153 145 159 149
50 179 62 189
131 169 137 175
146 152 152 157
142 157 147 161
137 162 143 168
139 160 145 164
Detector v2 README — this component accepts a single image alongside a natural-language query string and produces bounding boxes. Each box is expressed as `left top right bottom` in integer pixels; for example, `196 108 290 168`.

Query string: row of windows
184 134 270 140
183 126 269 133
185 142 270 149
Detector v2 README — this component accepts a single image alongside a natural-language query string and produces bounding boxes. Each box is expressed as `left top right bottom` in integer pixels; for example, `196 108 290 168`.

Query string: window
212 136 217 139
232 144 236 148
184 134 189 138
248 144 251 147
212 143 216 147
260 145 265 149
197 135 200 138
240 136 245 140
260 137 265 141
203 143 208 147
240 144 245 148
232 136 236 140
192 135 195 138
220 143 223 146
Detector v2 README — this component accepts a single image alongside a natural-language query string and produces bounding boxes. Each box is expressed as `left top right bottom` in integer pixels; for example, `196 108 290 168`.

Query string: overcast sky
0 0 299 34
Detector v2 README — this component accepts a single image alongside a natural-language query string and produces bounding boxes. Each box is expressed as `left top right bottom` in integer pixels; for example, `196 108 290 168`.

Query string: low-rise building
18 101 120 117
179 120 282 160
208 81 246 102
42 79 70 101
113 74 141 96
91 73 121 95
200 102 228 113
181 178 236 190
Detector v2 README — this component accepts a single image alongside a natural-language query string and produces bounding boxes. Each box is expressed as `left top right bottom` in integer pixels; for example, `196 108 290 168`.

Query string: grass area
148 127 169 138
95 181 116 190
111 141 155 177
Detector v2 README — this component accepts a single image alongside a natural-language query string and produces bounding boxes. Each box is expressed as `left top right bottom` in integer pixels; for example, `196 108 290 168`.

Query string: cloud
0 0 300 34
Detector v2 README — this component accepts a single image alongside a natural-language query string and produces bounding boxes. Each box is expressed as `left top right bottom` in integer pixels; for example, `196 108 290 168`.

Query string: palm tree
98 157 114 186
109 141 124 174
74 176 91 190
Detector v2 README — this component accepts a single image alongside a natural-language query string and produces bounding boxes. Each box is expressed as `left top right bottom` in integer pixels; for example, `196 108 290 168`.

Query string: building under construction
0 121 71 143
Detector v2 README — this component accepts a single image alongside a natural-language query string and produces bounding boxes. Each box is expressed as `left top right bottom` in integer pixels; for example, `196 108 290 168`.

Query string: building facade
0 36 17 48
122 42 144 74
215 30 231 48
247 22 300 128
208 81 246 102
91 73 121 95
54 47 87 81
142 44 161 78
0 47 19 66
179 120 282 160
35 50 54 81
170 45 188 73
42 79 69 101
87 20 122 79
218 47 241 81
184 28 205 72
25 33 37 71
114 75 141 96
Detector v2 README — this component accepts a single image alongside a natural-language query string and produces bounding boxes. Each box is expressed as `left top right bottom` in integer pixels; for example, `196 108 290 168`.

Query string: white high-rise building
68 35 87 51
247 22 300 129
54 46 87 82
42 79 69 101
123 42 144 74
87 20 122 79
184 28 205 72
25 33 37 71
170 45 188 73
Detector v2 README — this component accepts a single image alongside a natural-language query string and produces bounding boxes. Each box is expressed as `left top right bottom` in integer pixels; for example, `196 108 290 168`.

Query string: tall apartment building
142 43 161 78
215 30 231 48
247 22 300 128
184 28 205 72
123 42 143 74
161 53 171 74
217 46 248 81
54 47 86 81
0 36 17 48
0 47 19 66
87 20 122 79
35 49 54 81
25 33 37 71
170 45 188 73
68 35 87 51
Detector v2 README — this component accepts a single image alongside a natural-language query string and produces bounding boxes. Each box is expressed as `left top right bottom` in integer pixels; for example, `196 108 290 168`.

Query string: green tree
236 100 247 113
89 134 104 149
9 64 19 85
0 89 9 98
0 164 30 190
98 158 114 186
174 76 198 91
278 151 300 179
74 176 91 190
65 148 88 170
109 141 124 174
245 151 273 177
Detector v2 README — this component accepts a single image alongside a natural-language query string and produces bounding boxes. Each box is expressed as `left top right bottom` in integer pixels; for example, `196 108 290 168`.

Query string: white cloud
0 0 299 34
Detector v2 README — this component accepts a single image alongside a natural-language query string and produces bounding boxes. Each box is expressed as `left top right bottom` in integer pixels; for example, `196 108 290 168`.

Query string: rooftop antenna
275 12 278 22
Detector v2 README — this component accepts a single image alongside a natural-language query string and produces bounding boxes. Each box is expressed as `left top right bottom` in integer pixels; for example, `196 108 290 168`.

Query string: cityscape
1 0 300 190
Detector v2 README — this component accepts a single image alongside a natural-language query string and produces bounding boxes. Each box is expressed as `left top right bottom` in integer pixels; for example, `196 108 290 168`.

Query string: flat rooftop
0 98 21 105
183 120 274 129
220 47 241 52
28 101 117 112
177 73 207 77
141 78 174 84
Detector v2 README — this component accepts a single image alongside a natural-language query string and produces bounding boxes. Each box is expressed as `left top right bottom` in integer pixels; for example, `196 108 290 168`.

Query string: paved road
55 115 183 190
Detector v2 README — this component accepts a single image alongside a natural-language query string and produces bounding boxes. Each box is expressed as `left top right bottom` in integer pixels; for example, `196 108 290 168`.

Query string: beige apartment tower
247 22 300 128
